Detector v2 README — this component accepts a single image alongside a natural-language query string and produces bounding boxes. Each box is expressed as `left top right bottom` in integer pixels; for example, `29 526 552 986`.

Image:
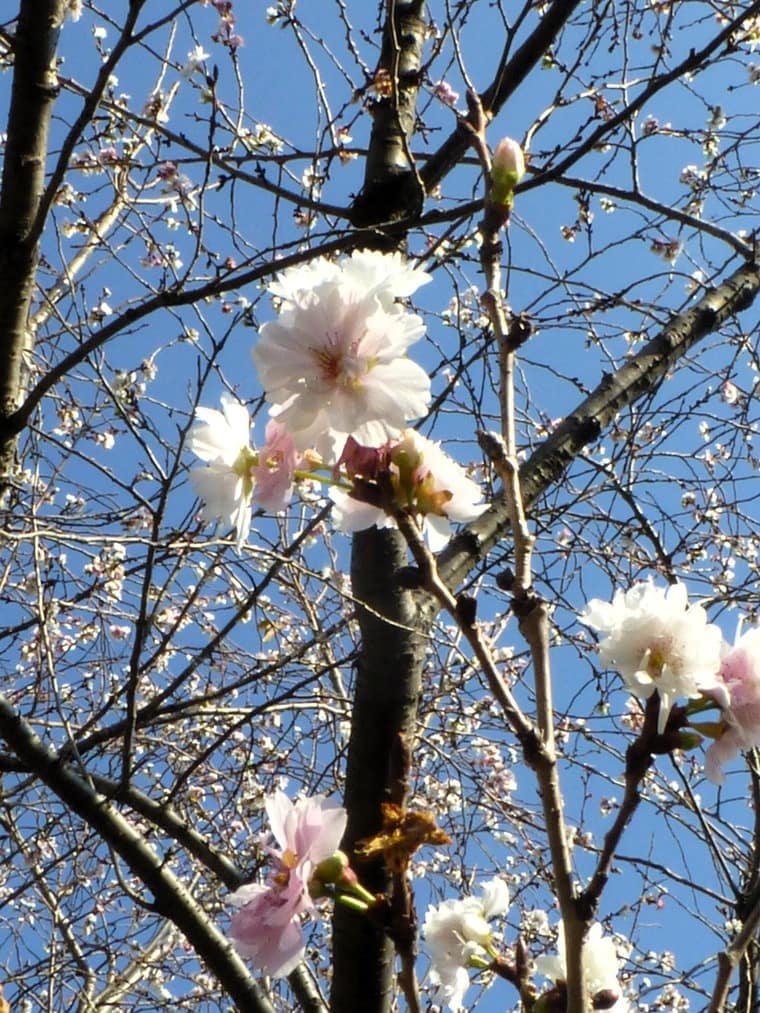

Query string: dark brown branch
435 257 760 594
0 693 275 1013
420 0 585 194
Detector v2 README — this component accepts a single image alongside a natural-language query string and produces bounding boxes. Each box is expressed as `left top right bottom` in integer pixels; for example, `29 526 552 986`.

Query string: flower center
271 848 300 889
232 446 257 498
312 330 366 387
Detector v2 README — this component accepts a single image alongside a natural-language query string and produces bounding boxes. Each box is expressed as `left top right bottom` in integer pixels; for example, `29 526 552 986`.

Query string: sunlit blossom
267 249 430 311
181 44 211 77
581 580 722 732
188 395 302 549
423 878 509 1011
253 251 432 459
229 791 347 976
189 394 254 549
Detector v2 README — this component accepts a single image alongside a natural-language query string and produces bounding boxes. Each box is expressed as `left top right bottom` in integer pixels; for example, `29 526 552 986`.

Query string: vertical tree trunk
331 529 426 1013
331 5 428 1013
0 0 66 484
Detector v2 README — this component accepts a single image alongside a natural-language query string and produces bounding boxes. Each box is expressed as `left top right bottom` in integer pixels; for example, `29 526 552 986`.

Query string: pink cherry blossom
251 420 305 513
434 80 460 106
228 880 309 977
705 624 760 784
229 791 347 976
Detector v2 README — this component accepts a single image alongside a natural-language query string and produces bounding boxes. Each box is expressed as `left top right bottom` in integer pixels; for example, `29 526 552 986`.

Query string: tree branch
0 693 276 1013
435 257 760 594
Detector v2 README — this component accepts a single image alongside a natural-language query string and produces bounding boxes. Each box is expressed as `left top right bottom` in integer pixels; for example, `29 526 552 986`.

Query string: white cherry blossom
189 394 255 550
267 248 430 310
581 580 722 732
423 878 509 1011
188 395 304 549
253 252 432 460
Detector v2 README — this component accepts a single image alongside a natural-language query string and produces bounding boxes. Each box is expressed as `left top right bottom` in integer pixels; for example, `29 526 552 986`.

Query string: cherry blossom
253 251 432 459
181 44 211 77
423 878 510 1011
535 920 628 1012
229 791 347 976
330 429 487 550
188 395 302 550
251 420 307 513
704 623 760 784
434 80 460 106
581 580 722 732
269 249 430 309
188 394 254 549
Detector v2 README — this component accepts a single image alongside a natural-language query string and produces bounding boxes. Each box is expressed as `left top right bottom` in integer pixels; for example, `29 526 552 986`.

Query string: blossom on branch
188 394 256 550
188 395 303 549
423 878 510 1011
704 623 760 784
252 251 432 460
229 791 347 976
330 429 487 550
581 580 722 733
535 921 628 1011
252 419 307 512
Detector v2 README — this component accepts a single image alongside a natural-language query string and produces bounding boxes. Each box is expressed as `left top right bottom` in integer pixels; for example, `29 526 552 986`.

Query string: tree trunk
0 0 66 485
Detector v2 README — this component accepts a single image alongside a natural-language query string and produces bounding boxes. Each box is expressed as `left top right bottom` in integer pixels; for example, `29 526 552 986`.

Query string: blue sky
2 2 760 1010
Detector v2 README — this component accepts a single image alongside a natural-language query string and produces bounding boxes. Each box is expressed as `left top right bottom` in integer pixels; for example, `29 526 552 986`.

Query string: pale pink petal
252 253 431 460
229 884 306 977
252 421 302 512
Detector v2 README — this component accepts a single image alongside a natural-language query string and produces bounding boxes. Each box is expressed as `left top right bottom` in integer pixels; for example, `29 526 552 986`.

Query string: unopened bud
489 137 525 206
592 988 620 1010
312 850 350 888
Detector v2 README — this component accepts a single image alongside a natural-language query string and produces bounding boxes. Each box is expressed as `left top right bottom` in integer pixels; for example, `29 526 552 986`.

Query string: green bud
312 850 350 887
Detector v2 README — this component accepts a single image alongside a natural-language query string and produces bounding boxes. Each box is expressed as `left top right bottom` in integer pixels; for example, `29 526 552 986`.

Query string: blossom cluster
188 250 487 550
582 580 760 782
423 881 630 1012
